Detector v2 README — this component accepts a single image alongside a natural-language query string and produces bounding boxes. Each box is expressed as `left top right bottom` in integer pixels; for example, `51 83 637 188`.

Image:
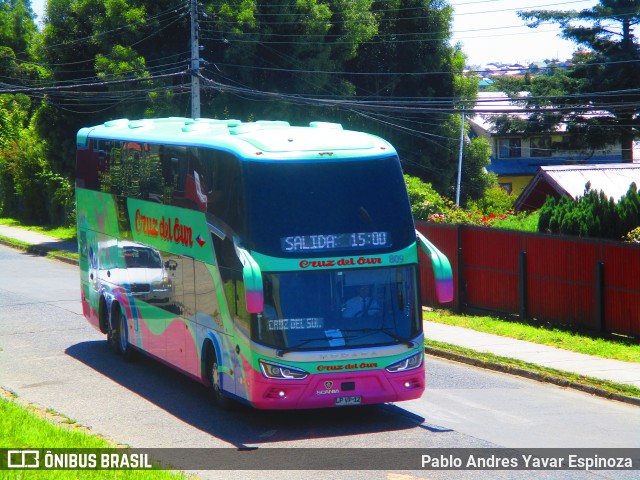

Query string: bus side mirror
416 230 454 303
234 244 264 314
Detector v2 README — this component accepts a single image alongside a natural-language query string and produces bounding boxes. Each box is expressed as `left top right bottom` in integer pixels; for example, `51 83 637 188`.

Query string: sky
450 0 600 66
30 0 600 66
31 0 45 27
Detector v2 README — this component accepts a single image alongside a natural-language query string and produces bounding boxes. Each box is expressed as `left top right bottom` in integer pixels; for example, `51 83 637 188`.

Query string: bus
76 117 453 410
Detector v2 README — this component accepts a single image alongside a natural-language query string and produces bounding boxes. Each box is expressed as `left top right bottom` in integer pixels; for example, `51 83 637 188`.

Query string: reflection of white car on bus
95 240 173 305
120 242 172 303
120 242 173 304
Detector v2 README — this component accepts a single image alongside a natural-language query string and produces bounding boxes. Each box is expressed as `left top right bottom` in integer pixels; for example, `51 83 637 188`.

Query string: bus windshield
243 156 414 257
255 265 420 351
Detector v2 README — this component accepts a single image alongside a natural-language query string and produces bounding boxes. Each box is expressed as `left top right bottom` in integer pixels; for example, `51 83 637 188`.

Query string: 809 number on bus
388 255 404 264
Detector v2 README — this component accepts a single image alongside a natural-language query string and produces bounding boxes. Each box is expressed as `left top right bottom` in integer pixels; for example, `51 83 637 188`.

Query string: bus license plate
335 396 362 406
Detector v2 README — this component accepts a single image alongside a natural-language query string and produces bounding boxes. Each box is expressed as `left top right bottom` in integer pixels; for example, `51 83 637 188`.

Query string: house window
498 138 521 158
531 136 552 157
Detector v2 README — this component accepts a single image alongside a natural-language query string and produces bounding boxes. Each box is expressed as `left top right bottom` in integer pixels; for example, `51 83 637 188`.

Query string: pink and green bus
76 117 453 410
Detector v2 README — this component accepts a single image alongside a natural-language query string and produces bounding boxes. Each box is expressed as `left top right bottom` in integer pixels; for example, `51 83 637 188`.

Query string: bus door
209 233 249 400
192 260 233 387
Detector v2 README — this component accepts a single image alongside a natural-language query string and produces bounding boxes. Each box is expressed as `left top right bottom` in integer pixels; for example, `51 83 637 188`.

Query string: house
468 92 625 196
513 163 640 212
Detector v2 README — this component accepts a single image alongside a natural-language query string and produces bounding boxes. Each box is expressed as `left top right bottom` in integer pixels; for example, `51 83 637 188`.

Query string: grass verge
0 218 78 262
0 390 191 479
425 309 640 362
425 339 640 405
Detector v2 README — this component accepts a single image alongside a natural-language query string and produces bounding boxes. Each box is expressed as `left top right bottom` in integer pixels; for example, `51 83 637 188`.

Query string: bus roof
77 117 396 161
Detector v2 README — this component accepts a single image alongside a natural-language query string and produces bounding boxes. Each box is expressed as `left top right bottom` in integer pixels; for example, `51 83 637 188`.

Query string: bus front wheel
206 346 233 410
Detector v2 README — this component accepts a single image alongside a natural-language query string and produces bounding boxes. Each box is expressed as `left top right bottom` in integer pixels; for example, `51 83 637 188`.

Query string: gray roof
540 163 640 200
514 163 640 211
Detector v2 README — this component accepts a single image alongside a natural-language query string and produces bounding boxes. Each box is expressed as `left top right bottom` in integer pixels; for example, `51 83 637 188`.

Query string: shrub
0 129 73 225
404 174 450 221
538 182 640 240
404 174 476 224
624 226 640 243
404 174 527 227
467 185 515 215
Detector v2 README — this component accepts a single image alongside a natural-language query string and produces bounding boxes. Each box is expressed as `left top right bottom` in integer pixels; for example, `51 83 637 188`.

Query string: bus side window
215 235 250 335
230 278 250 336
159 146 188 207
184 149 208 212
146 144 170 203
202 151 244 233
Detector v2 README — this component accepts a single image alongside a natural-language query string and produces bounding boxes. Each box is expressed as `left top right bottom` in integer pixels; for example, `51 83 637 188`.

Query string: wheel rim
119 312 127 353
211 359 221 395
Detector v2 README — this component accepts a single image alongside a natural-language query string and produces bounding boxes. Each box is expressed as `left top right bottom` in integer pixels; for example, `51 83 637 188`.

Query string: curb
425 346 640 408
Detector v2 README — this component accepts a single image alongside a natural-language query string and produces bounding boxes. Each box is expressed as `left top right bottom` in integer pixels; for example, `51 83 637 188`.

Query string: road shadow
66 340 431 448
26 240 78 254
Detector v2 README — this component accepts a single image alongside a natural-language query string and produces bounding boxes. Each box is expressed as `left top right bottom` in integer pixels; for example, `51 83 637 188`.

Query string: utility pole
190 0 201 119
455 112 465 206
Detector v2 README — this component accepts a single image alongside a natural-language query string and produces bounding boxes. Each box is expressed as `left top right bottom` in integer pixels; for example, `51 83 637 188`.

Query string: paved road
1 244 639 480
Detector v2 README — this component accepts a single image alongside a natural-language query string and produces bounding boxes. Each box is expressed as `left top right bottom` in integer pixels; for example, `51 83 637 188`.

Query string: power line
0 71 188 95
198 72 640 118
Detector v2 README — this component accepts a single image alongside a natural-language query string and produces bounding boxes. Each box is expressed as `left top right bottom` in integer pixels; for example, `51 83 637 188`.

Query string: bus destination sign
281 232 390 253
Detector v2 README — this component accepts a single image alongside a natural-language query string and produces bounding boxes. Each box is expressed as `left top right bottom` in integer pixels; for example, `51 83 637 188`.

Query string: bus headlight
385 351 423 373
259 360 308 380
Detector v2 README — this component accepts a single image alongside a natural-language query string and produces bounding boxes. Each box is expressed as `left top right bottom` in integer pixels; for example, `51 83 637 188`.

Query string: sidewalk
0 224 77 254
1 223 639 403
424 321 640 390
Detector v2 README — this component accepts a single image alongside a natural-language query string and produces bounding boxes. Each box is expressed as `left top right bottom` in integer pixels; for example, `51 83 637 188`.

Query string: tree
203 0 378 121
460 136 494 205
517 1 640 161
0 0 37 55
35 0 191 175
345 0 464 193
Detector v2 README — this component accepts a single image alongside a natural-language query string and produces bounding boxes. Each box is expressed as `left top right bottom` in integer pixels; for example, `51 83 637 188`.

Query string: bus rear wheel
111 306 135 362
206 346 233 410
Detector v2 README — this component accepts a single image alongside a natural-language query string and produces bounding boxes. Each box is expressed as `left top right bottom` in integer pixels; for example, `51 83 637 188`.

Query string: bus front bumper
248 366 425 410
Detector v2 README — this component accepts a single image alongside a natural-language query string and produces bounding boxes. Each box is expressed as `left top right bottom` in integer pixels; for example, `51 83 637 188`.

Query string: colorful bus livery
76 117 453 410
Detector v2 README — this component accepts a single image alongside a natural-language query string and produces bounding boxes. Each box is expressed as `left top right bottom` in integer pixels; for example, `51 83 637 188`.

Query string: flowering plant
623 226 640 243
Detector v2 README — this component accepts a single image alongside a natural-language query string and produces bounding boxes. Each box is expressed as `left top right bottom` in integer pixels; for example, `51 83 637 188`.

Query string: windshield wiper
275 336 354 357
275 329 415 357
341 328 416 348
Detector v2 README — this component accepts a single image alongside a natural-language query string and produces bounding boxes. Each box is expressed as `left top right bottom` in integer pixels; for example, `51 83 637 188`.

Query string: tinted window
243 156 414 256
